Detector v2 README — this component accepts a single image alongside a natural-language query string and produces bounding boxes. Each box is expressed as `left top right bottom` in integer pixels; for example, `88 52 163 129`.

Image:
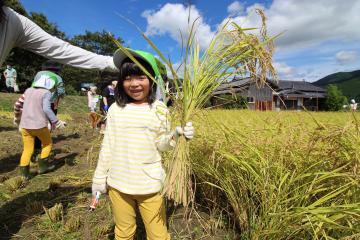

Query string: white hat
351 99 356 104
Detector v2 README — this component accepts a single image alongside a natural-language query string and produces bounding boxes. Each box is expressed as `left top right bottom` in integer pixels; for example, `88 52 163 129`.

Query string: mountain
313 70 360 99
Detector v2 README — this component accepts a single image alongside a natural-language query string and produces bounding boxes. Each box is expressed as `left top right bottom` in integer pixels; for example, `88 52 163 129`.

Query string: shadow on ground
0 185 90 240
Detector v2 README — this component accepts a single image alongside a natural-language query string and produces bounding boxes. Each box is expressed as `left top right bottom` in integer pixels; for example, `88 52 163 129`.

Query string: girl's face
123 75 150 104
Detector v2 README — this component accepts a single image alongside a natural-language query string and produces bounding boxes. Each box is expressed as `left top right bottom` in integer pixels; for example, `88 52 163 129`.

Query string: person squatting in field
91 48 194 240
87 86 102 129
14 67 67 179
14 61 65 163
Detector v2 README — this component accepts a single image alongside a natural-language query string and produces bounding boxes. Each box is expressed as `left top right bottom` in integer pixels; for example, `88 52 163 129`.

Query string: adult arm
13 94 25 124
103 97 108 106
102 87 109 106
9 8 117 71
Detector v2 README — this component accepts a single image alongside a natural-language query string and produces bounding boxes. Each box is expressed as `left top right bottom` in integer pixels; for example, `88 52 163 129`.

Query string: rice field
0 93 359 239
190 110 360 239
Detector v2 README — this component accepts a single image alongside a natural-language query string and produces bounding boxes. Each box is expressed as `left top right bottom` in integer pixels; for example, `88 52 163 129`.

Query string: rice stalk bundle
44 203 63 223
112 9 276 207
4 176 26 192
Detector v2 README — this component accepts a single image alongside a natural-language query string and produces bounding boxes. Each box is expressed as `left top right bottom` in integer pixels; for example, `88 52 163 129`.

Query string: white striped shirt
93 100 175 195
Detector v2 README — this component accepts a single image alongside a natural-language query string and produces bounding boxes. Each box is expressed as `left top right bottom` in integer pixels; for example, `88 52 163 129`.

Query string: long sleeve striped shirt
92 100 175 195
13 94 25 124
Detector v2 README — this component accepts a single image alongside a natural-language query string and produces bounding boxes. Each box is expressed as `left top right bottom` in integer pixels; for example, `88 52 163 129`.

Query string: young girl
18 73 66 179
92 49 194 240
87 86 101 129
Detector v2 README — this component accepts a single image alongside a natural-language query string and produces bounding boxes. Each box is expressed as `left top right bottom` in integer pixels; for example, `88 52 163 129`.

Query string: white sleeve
13 9 117 71
154 102 176 151
93 109 113 184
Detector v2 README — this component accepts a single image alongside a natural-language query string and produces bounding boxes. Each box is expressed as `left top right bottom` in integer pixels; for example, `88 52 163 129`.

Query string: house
212 78 326 111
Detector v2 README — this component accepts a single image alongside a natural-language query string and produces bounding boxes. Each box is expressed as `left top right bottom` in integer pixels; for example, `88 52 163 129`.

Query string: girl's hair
115 57 157 107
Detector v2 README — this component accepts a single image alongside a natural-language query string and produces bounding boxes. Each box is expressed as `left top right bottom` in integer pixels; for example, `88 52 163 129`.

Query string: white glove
54 120 67 129
92 183 107 196
174 122 195 140
47 122 52 131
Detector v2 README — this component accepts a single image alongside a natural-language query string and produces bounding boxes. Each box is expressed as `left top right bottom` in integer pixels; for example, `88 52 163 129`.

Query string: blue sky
20 0 360 82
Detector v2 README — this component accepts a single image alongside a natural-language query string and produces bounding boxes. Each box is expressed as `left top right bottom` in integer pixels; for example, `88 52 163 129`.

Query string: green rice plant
44 203 64 223
112 9 277 207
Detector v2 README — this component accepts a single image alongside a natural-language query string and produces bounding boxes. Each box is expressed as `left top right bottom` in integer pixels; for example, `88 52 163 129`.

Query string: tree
70 31 123 56
30 12 66 39
325 84 347 111
63 31 124 92
5 0 27 15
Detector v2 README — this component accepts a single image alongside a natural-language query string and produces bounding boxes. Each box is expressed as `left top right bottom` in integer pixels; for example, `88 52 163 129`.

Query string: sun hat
113 48 162 81
32 71 61 90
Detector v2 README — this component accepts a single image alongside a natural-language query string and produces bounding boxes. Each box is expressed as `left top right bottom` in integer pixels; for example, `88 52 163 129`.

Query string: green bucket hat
32 71 60 90
113 48 162 81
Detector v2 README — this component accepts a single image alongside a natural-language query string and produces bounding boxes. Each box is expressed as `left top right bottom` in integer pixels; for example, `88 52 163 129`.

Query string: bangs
120 58 155 79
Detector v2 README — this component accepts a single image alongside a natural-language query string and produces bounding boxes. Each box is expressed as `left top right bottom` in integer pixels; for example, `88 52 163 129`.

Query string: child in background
350 99 357 112
92 49 194 240
17 73 66 179
87 86 101 129
14 61 65 163
99 80 117 134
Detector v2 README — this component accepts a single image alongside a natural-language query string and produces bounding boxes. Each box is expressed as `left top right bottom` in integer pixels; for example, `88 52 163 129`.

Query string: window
247 97 254 103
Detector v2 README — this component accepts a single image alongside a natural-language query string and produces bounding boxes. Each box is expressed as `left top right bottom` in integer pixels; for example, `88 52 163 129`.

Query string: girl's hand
92 182 107 196
53 120 67 129
174 122 195 140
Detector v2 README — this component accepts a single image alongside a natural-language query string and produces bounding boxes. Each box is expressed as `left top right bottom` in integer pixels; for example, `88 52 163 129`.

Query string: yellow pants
109 188 170 240
20 128 52 166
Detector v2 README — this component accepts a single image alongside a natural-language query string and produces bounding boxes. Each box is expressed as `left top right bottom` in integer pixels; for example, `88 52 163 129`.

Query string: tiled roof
271 80 326 92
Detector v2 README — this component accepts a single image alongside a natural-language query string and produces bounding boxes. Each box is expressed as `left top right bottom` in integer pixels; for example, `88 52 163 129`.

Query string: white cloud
274 62 296 78
141 1 360 82
142 3 214 50
227 1 244 16
335 51 358 64
229 0 360 50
